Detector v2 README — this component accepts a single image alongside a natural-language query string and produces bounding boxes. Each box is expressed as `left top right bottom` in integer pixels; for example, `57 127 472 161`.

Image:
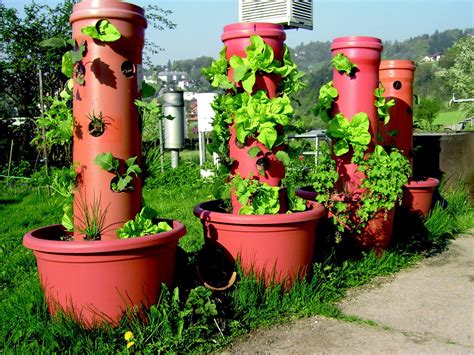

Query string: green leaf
333 138 349 156
116 175 132 191
331 52 357 75
242 74 256 93
257 125 277 149
125 156 142 176
142 82 156 98
328 114 349 138
233 65 250 82
61 51 74 78
248 146 262 158
350 112 369 130
94 152 119 172
275 151 290 166
40 37 67 48
81 19 121 42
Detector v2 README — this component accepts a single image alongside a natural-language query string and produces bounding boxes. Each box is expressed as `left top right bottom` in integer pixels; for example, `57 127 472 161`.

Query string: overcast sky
7 0 474 65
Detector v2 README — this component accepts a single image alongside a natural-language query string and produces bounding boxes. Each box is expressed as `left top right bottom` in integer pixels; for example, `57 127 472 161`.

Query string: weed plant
0 165 472 353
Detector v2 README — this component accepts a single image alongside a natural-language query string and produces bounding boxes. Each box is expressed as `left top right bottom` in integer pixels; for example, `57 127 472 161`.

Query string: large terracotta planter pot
330 36 383 193
23 222 186 327
296 186 395 253
378 60 416 162
194 200 326 286
71 0 147 239
403 177 440 217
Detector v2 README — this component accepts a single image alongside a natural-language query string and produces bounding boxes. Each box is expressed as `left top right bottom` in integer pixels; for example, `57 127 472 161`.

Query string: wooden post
7 139 14 185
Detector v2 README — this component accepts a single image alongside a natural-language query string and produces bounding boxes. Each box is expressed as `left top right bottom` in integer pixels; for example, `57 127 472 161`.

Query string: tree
414 97 442 131
437 35 474 118
0 1 75 118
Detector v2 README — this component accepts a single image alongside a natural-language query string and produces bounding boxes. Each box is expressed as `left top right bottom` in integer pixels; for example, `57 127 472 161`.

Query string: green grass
1 164 473 353
434 110 464 126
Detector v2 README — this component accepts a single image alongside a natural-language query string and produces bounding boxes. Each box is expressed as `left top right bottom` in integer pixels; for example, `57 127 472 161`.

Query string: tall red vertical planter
22 0 186 327
331 36 383 193
378 60 416 161
222 23 287 213
378 60 439 216
71 0 145 240
194 23 326 287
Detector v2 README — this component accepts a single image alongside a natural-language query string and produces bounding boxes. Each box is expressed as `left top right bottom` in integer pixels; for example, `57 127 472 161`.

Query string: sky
6 0 474 65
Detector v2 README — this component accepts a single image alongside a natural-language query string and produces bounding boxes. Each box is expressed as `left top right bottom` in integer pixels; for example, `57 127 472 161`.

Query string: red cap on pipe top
222 22 286 42
331 36 383 51
380 60 415 71
70 0 147 28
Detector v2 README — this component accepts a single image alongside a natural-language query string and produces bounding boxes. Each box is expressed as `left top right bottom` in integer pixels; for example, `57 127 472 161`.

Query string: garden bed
1 161 472 352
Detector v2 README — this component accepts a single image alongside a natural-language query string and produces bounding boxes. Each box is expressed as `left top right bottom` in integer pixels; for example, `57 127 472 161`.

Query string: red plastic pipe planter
331 36 383 193
378 60 416 162
71 0 146 240
222 23 287 213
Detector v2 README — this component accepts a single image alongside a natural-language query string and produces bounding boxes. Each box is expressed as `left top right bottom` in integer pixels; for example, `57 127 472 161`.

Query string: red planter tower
379 60 439 216
23 0 186 326
71 0 145 240
222 23 287 213
194 23 326 287
331 36 383 193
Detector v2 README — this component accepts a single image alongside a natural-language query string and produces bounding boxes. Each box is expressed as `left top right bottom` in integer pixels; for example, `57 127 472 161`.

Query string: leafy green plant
116 206 172 239
94 152 142 192
81 19 121 42
233 90 293 149
86 111 105 137
232 174 280 215
353 145 411 225
374 83 395 124
327 112 371 156
313 80 338 122
201 47 234 90
332 52 358 75
74 192 109 240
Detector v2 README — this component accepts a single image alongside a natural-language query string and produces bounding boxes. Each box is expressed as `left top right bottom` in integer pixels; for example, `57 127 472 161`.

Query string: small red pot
296 186 395 254
403 177 440 217
194 200 326 287
23 222 186 327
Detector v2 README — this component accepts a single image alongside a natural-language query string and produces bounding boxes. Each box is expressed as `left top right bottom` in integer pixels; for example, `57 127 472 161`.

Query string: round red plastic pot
70 0 147 240
23 222 186 327
379 60 416 162
402 177 440 217
194 200 326 287
331 36 383 193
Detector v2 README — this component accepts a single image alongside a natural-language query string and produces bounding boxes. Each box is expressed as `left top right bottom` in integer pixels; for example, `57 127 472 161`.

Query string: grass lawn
434 110 464 126
1 162 473 352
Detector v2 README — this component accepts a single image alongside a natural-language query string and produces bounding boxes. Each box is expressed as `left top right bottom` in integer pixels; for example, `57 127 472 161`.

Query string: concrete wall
413 132 474 195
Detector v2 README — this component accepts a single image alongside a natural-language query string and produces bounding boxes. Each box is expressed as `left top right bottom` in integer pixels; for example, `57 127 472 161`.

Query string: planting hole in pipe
393 80 402 90
235 138 245 149
87 111 105 137
121 61 135 78
256 157 270 171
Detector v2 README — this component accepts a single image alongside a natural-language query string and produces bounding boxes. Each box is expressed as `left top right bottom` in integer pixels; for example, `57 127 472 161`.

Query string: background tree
437 35 474 118
414 97 442 131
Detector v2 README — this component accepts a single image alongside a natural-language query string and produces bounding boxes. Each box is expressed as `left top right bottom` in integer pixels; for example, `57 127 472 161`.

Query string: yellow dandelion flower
124 331 134 341
127 341 135 349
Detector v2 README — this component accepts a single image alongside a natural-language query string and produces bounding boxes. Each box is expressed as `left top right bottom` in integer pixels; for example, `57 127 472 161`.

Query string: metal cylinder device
163 91 185 150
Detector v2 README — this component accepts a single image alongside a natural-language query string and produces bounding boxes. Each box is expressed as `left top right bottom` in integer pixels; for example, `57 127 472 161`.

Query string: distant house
419 53 443 63
158 71 189 90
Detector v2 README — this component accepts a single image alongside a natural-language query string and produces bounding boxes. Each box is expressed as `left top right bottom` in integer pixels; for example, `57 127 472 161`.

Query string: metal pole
170 149 179 169
38 68 48 176
6 140 14 185
158 119 164 173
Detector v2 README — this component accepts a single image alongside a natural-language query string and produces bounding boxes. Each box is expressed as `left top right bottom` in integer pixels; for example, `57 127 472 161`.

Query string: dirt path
225 233 474 354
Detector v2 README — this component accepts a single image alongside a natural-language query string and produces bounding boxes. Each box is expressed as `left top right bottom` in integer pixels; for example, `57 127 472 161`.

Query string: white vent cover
239 0 313 30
